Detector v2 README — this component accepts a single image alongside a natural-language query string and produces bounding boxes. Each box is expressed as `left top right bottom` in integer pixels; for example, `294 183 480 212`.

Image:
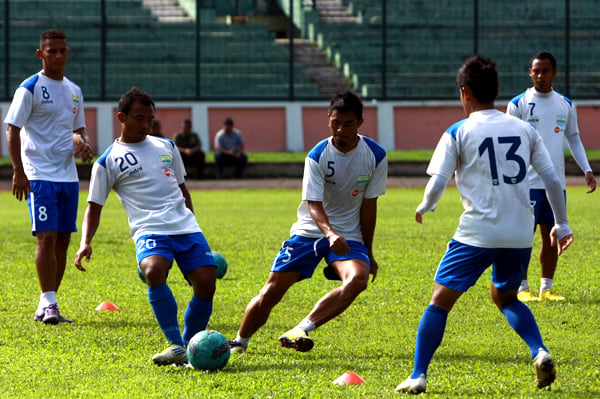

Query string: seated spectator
173 119 205 179
214 118 247 179
150 120 165 138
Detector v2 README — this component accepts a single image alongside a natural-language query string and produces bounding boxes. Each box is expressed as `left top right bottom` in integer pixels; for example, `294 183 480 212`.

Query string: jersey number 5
478 136 526 185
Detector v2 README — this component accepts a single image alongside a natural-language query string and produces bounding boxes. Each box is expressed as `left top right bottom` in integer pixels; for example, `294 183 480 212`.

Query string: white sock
540 278 553 293
234 334 250 348
38 291 57 311
518 280 530 292
296 318 316 333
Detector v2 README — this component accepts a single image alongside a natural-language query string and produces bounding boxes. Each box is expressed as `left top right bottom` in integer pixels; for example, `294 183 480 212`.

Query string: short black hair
329 91 363 121
118 87 155 115
223 117 234 126
530 50 557 69
40 29 67 49
456 54 498 104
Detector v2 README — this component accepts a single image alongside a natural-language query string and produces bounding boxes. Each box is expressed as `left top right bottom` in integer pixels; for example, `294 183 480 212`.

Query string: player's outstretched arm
75 202 104 271
415 174 448 223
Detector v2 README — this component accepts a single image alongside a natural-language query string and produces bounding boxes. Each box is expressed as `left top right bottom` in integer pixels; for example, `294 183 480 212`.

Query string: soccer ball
186 330 231 370
212 251 228 279
137 265 146 283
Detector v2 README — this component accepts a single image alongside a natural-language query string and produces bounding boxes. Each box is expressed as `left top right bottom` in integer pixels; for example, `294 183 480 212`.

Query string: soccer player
507 50 596 302
396 55 573 394
74 88 217 366
4 29 93 324
229 91 387 353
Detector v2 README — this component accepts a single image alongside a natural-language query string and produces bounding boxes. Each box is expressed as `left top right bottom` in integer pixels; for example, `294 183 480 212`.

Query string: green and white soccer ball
186 329 231 370
212 251 228 279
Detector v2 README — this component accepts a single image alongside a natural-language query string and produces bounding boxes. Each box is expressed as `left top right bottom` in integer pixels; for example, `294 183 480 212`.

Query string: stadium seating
1 0 598 100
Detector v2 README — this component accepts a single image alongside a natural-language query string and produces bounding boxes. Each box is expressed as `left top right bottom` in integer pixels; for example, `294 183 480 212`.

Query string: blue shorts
27 181 79 234
270 235 370 281
435 239 532 293
530 189 566 226
135 233 216 277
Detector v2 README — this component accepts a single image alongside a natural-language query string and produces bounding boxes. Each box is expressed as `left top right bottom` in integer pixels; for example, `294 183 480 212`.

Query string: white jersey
427 109 555 248
87 136 201 241
506 87 579 189
290 135 387 242
3 71 85 182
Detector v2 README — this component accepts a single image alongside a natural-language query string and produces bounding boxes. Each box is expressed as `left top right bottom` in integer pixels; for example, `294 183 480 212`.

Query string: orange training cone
95 301 120 311
333 371 366 385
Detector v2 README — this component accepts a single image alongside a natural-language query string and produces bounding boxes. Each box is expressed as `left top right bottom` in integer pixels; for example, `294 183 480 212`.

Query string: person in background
150 120 165 138
396 55 573 394
75 88 217 366
214 118 247 179
229 92 387 354
506 50 596 302
173 118 205 179
4 29 93 325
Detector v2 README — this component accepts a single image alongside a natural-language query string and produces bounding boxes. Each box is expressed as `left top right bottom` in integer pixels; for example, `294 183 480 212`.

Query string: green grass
0 186 599 398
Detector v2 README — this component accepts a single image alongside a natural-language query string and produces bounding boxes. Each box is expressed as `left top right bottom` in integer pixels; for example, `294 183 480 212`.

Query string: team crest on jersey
356 175 369 190
72 95 80 114
160 155 172 168
555 115 566 133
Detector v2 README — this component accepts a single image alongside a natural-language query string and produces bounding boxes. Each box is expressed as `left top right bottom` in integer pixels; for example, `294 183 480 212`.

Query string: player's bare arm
74 202 104 271
360 197 379 282
307 200 350 255
6 124 31 201
179 183 195 213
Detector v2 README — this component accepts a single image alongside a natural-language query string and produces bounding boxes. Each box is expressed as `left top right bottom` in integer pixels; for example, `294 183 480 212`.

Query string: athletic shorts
435 239 532 293
27 180 79 234
530 189 566 226
135 232 216 277
270 234 370 281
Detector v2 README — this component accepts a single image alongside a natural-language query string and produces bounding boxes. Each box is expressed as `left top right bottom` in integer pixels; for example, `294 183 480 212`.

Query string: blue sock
148 283 183 346
502 299 547 359
411 304 448 379
182 296 213 346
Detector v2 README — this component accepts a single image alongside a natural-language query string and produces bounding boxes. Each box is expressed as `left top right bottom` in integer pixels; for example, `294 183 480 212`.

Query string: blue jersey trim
307 138 329 163
362 136 387 166
446 119 467 140
96 144 114 168
510 92 526 107
555 91 573 107
21 74 39 94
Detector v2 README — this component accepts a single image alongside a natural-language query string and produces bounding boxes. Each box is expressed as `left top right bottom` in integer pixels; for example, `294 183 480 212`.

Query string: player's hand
369 257 378 283
327 232 350 256
585 171 596 193
11 172 31 201
550 226 573 256
74 244 92 272
75 142 94 163
415 212 423 224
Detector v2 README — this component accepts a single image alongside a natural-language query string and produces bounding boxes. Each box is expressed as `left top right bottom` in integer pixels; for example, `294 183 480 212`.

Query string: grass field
0 185 599 398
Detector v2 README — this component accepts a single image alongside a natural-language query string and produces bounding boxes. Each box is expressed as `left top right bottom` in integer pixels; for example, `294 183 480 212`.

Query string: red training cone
333 371 366 385
95 301 120 311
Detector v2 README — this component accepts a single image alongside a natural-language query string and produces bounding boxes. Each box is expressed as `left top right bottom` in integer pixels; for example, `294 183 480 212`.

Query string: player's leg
536 190 565 300
303 259 369 328
538 223 563 300
233 153 247 178
396 283 462 394
518 189 543 302
233 271 301 351
233 235 323 352
397 239 485 394
490 247 555 388
174 233 217 345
